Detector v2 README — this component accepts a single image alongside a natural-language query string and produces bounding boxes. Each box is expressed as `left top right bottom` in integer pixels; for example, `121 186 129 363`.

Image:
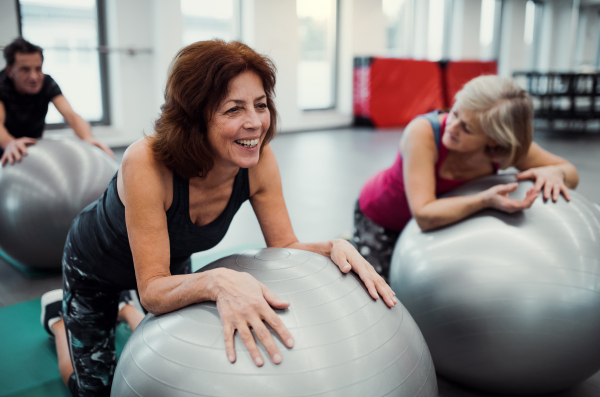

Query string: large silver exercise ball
111 248 438 397
389 174 600 395
0 138 117 269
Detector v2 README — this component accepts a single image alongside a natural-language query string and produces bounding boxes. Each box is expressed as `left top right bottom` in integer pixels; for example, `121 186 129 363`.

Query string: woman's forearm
140 270 219 315
414 194 488 232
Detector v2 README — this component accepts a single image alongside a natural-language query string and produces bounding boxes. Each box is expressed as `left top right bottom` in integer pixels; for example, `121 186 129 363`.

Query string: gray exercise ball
0 138 117 269
389 174 600 395
111 248 438 397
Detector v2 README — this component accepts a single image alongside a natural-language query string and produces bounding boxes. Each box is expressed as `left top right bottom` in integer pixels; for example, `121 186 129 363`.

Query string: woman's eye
226 106 240 114
256 103 267 109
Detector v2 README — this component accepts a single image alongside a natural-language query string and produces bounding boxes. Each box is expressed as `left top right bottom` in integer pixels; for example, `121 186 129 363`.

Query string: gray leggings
352 201 401 281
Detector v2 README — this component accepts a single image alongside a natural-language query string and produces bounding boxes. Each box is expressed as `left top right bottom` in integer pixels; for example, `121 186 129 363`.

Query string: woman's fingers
552 185 561 202
361 274 379 301
374 276 397 307
249 317 283 365
330 248 351 273
262 307 295 349
561 185 571 202
515 169 534 180
237 324 265 367
496 183 518 196
533 177 545 193
223 323 237 363
261 285 290 310
543 181 552 200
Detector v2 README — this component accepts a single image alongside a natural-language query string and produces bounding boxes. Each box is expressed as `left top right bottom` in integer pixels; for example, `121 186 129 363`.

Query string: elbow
413 212 441 232
139 293 161 316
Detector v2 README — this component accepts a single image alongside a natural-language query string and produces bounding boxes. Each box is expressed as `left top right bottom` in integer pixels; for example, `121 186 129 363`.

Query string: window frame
17 0 111 130
298 0 340 112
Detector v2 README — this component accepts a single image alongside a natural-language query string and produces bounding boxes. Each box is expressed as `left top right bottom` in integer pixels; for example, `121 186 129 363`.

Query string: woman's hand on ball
330 239 397 308
480 182 538 213
516 166 570 202
210 268 295 367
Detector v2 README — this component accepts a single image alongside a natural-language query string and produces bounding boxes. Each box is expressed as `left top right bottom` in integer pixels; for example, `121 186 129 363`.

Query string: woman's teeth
236 139 259 148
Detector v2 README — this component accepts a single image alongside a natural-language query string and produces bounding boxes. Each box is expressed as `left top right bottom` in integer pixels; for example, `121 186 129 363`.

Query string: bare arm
515 142 578 201
121 141 214 314
403 118 535 232
0 101 37 166
52 95 115 158
250 145 396 307
122 140 293 366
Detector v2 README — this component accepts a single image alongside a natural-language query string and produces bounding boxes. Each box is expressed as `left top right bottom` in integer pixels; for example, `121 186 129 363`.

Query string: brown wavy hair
150 40 278 178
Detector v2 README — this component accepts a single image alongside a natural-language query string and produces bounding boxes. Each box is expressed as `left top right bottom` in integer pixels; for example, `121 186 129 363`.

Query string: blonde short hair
454 75 533 168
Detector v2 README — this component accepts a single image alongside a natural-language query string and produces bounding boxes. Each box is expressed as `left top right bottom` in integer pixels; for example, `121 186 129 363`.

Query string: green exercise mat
0 298 132 397
0 244 262 397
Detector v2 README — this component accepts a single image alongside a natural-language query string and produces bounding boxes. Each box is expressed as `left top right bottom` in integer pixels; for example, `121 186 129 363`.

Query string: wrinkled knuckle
256 327 271 340
268 314 281 327
239 330 253 342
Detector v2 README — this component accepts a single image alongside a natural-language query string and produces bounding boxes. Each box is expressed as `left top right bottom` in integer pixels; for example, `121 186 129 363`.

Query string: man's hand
86 138 116 159
1 137 37 166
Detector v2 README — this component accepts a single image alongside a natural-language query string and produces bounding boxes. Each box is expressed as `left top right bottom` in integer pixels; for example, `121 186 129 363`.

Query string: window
19 0 109 127
384 0 414 57
180 0 240 45
297 0 338 110
427 0 445 61
479 0 502 60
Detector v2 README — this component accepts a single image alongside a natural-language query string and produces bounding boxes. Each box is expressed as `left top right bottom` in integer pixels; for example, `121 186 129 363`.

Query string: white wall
498 0 527 77
449 0 482 60
44 0 387 144
0 0 20 70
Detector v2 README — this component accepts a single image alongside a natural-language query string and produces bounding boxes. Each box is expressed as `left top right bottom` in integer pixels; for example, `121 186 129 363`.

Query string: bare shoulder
122 137 169 177
118 137 172 205
248 144 280 197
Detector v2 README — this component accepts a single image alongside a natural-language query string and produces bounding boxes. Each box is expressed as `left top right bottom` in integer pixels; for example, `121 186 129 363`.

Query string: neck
193 161 239 188
445 148 492 170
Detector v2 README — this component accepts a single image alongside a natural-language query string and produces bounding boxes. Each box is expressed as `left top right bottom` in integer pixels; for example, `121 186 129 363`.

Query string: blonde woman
353 75 579 280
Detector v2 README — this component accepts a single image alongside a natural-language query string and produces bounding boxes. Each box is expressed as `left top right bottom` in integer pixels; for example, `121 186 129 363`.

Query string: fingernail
287 338 295 347
273 353 282 364
228 355 235 363
254 357 264 366
393 297 398 303
343 265 351 271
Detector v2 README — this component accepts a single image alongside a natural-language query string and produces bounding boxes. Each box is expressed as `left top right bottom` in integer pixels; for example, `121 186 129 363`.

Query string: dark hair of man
3 37 44 67
150 40 278 179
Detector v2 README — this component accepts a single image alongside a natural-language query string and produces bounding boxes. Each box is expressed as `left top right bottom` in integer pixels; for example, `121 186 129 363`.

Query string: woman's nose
244 109 262 129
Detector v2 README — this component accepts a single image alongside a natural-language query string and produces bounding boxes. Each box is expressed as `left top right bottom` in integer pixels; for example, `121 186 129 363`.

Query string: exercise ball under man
0 138 117 269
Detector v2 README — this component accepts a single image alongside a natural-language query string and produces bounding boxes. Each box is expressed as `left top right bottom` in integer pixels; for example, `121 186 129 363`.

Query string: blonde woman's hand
329 239 397 308
479 182 538 213
516 166 570 202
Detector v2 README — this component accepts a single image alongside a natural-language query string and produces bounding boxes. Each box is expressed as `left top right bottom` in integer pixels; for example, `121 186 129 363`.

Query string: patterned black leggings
352 201 401 281
62 241 191 397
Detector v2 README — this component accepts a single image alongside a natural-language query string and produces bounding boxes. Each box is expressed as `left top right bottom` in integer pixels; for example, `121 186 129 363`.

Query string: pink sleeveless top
358 112 495 232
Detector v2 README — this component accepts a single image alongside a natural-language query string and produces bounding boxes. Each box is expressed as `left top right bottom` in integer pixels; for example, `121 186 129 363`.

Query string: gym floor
1 126 599 396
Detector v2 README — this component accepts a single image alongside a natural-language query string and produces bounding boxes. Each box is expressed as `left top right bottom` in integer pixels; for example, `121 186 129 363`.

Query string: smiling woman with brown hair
40 40 397 397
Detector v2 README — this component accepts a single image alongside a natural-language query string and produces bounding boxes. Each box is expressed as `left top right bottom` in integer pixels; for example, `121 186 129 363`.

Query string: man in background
0 37 114 166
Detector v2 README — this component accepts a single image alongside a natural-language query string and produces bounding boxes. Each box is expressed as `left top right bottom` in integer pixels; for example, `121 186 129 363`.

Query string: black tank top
67 168 250 288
